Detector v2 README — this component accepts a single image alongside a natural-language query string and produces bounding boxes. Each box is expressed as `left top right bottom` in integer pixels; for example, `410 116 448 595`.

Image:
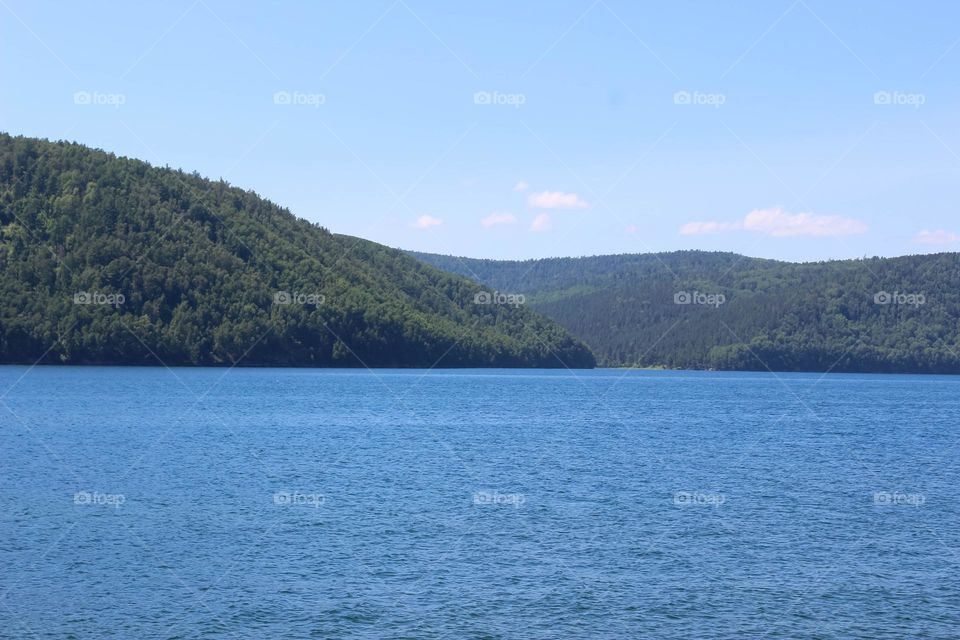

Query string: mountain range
0 133 594 368
4 132 958 374
411 250 960 374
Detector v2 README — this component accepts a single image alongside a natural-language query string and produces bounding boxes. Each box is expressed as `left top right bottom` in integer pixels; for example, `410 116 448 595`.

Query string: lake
1 367 958 638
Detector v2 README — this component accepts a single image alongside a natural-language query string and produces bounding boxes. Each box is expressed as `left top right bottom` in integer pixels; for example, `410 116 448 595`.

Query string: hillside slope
411 251 960 373
0 134 594 367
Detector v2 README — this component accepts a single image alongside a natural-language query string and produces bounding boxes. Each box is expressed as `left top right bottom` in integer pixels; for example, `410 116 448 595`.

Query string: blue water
1 367 958 639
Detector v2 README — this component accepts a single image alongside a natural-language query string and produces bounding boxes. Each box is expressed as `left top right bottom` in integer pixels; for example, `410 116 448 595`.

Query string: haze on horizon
3 0 959 262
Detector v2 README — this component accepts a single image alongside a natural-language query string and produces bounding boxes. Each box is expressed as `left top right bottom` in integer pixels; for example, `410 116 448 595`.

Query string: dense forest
412 251 960 373
0 133 595 367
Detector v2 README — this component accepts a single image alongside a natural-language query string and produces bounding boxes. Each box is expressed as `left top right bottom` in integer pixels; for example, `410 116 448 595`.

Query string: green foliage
412 251 960 373
0 134 594 368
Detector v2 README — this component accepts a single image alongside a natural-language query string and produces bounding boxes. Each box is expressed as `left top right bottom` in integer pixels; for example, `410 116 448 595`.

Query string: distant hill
411 250 960 373
0 133 594 367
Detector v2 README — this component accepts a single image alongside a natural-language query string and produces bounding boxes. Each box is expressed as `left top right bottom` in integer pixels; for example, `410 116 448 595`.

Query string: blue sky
3 0 959 261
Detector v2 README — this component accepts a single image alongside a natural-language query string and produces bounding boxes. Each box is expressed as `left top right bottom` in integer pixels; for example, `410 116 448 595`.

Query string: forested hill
0 133 594 367
411 251 960 374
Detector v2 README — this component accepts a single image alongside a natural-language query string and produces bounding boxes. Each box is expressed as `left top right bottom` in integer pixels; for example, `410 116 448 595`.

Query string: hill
0 134 594 368
411 250 960 373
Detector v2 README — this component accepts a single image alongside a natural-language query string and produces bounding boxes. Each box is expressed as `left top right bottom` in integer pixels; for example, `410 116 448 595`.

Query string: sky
2 0 959 262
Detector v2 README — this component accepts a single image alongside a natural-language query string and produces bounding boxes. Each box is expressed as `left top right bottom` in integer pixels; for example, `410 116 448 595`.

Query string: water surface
1 367 958 638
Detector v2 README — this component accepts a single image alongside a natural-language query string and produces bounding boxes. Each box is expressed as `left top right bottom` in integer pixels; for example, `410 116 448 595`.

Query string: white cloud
913 229 960 245
513 181 529 192
679 221 736 235
530 213 551 232
528 190 589 209
625 224 639 234
481 212 517 228
743 207 867 237
412 214 443 229
680 207 867 237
